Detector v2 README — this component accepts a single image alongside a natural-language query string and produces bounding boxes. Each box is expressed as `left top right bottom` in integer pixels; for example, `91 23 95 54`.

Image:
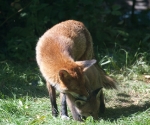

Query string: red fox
36 20 96 99
65 63 117 121
66 87 105 121
36 20 117 119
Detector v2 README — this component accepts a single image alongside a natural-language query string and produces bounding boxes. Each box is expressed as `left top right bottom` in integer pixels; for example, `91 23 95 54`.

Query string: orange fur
66 88 105 121
66 64 117 120
36 20 95 99
36 20 117 120
65 64 115 121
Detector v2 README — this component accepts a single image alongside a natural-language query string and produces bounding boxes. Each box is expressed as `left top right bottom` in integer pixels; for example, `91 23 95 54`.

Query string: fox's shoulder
60 20 85 28
44 20 85 35
54 20 85 28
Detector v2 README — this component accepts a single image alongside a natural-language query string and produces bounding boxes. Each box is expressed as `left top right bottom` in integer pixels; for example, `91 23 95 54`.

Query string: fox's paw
61 115 70 120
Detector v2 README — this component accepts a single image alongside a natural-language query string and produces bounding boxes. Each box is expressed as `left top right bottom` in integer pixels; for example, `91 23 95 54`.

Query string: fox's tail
95 62 118 90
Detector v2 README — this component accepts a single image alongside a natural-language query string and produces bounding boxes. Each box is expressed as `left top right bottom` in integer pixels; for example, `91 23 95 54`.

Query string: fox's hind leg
99 90 105 114
46 81 59 117
60 93 69 120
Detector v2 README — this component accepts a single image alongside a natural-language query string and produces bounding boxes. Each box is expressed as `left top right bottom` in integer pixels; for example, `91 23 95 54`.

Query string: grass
0 54 150 125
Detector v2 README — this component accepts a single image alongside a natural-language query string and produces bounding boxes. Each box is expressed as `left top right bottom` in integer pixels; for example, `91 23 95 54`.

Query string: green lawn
0 61 150 125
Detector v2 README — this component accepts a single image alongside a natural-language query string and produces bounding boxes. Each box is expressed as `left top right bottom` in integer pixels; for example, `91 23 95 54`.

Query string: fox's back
36 20 95 95
36 20 93 65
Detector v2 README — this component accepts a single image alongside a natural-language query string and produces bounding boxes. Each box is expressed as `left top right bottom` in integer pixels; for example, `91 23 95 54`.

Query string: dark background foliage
0 0 150 63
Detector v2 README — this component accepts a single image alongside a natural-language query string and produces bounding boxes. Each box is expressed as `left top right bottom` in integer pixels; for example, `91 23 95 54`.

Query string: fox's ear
92 88 103 99
96 89 102 99
75 100 86 108
59 70 70 80
76 59 96 71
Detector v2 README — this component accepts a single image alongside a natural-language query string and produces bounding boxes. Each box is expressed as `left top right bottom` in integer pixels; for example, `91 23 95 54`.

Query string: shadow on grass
101 100 150 121
0 80 49 99
1 61 150 123
0 61 49 99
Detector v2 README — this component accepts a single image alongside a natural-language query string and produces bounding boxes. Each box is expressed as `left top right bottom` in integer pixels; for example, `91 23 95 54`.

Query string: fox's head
74 88 105 120
58 59 96 100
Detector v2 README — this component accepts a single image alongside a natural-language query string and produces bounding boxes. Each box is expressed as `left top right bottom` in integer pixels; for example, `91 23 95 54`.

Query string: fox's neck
43 57 77 92
42 53 76 79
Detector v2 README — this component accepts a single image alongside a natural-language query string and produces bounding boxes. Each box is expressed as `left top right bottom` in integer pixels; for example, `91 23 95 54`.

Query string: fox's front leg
60 93 69 120
66 94 83 121
46 82 58 117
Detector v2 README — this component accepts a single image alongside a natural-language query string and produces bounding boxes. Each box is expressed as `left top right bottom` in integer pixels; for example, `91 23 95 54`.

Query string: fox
36 20 117 119
64 63 117 121
66 87 105 121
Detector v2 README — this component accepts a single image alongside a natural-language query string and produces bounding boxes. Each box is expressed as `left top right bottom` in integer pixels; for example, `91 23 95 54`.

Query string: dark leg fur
72 109 82 121
60 93 68 117
66 94 83 121
47 82 58 117
99 90 105 114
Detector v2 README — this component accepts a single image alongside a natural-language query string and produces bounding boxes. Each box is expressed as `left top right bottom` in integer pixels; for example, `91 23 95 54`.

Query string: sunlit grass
0 51 150 125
